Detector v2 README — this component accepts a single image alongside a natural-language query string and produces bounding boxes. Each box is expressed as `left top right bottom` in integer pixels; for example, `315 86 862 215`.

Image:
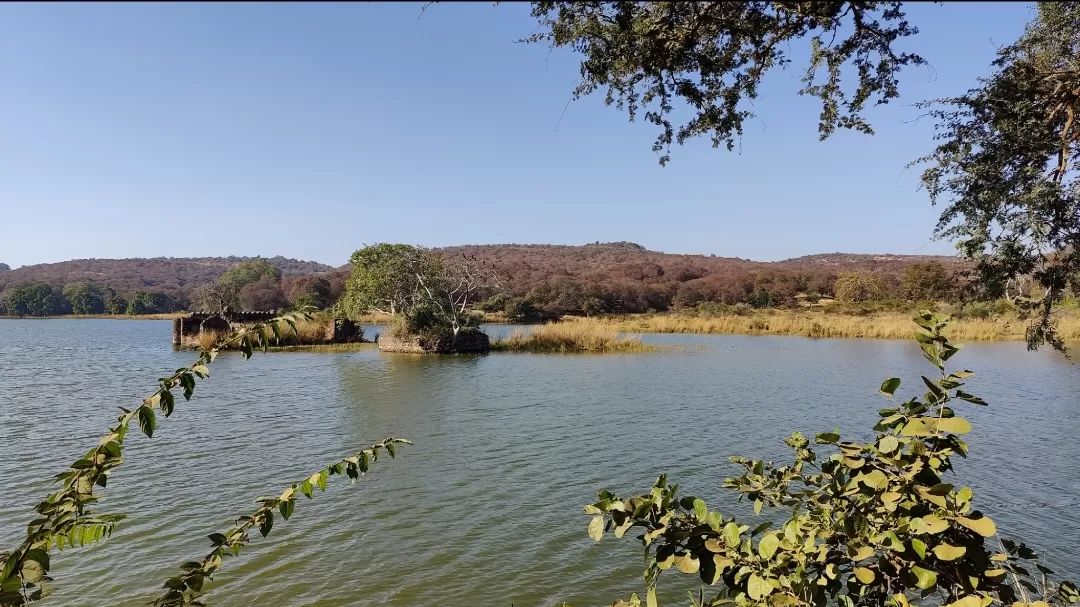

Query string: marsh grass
193 317 353 351
566 309 1080 341
490 323 657 353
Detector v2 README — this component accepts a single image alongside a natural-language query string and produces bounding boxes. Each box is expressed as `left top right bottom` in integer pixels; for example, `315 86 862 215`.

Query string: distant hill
0 256 334 303
431 242 964 314
0 244 964 315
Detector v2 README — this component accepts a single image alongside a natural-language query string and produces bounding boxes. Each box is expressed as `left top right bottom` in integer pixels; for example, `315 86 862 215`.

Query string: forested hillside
0 244 965 317
435 242 965 316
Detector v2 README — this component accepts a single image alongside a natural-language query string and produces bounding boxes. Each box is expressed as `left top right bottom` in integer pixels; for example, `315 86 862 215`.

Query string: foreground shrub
585 312 1078 607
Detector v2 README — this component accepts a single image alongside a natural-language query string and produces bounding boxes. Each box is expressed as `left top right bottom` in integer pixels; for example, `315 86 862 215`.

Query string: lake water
1 319 1078 606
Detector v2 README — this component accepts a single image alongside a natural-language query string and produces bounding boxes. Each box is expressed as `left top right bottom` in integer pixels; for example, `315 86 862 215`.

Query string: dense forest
0 244 965 317
436 243 966 317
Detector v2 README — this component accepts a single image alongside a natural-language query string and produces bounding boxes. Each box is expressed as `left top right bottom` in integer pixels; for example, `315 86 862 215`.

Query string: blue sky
0 2 1034 269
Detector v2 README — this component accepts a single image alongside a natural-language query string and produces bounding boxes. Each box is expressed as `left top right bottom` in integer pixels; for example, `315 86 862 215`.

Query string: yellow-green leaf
854 567 876 584
917 515 949 535
748 574 772 600
933 543 967 561
759 533 780 559
675 553 700 574
911 538 927 559
912 565 937 589
930 417 972 435
588 516 604 541
956 515 996 537
860 470 888 489
851 545 874 561
647 587 657 607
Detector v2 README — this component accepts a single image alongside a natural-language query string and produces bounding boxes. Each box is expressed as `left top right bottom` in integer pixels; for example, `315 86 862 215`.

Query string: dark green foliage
127 291 176 315
525 2 924 165
3 283 67 317
104 296 128 315
913 3 1080 350
0 263 10 272
61 283 106 315
343 244 501 339
587 312 1078 607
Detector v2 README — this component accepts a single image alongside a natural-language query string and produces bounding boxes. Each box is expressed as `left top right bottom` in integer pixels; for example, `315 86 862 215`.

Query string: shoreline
5 309 1079 343
0 313 188 321
564 310 1080 342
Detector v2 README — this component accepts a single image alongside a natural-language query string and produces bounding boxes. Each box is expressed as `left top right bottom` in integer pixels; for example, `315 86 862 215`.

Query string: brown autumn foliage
1 245 968 316
433 243 967 316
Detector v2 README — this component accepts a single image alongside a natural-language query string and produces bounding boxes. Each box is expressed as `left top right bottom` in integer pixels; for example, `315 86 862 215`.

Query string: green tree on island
339 243 501 339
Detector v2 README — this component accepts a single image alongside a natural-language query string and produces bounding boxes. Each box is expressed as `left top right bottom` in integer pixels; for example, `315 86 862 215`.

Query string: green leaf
854 567 875 584
933 543 967 561
207 533 227 546
929 416 971 435
723 522 741 547
693 498 707 522
279 499 294 521
748 573 772 600
300 480 313 499
191 364 210 378
956 514 996 537
259 513 274 538
955 390 988 406
137 407 156 438
815 431 840 444
588 516 604 541
877 436 899 454
705 511 722 532
646 587 657 607
160 389 175 417
860 470 888 489
879 378 901 396
911 538 927 559
911 565 937 589
316 470 327 491
758 533 779 559
921 376 946 401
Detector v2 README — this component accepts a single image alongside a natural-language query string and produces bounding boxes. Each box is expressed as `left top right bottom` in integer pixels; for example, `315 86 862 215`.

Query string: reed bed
491 322 656 353
194 317 354 351
564 310 1080 342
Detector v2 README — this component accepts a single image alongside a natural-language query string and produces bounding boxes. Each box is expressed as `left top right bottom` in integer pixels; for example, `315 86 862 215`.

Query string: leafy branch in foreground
154 438 410 607
586 311 1079 607
0 309 314 606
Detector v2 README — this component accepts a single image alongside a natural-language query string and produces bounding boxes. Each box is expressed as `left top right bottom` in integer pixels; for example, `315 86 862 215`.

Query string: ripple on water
1 319 1078 606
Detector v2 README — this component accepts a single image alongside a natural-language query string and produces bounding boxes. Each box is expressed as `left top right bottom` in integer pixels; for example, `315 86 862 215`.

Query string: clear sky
0 2 1035 269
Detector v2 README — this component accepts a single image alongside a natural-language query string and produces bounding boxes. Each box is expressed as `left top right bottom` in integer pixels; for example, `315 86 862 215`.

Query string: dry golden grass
192 318 340 350
491 322 657 353
565 310 1080 341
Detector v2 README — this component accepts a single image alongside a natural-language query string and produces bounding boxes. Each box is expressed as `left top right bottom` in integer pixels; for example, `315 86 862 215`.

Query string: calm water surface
1 319 1078 606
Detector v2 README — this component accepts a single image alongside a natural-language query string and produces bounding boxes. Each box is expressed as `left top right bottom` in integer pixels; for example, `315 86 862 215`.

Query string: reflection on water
0 319 1077 606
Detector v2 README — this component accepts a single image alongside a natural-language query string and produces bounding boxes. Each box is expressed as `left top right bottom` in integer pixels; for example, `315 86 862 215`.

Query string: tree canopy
525 1 924 165
913 2 1080 350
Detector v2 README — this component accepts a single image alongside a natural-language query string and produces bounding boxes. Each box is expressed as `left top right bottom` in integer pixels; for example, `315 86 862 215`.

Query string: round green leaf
759 533 780 559
880 378 901 396
854 567 876 584
933 543 967 561
748 574 772 600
